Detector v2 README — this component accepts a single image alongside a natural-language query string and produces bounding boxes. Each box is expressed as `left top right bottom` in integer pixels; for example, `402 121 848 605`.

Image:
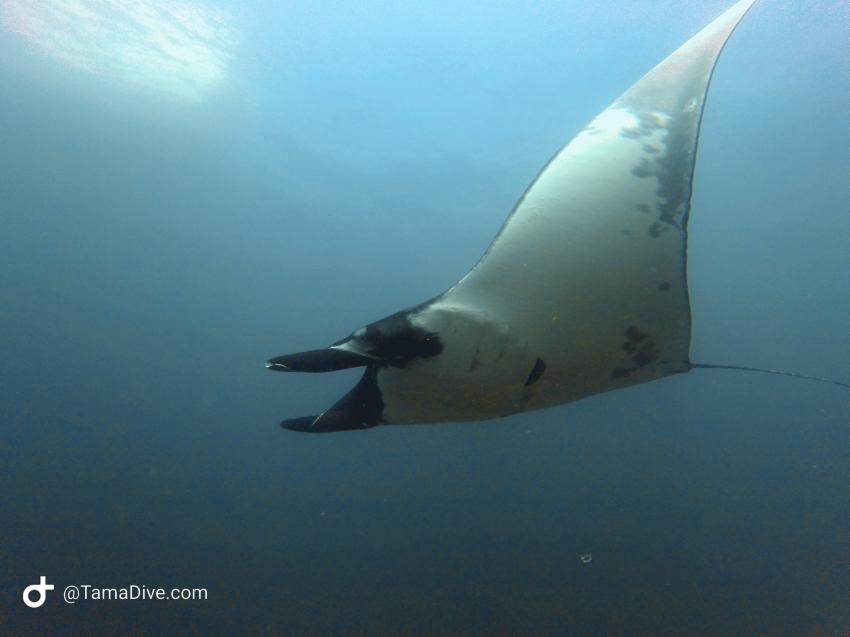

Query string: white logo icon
22 576 54 608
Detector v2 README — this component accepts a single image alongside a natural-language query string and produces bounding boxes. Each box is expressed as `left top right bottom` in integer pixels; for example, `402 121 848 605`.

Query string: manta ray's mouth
273 365 384 434
268 307 445 432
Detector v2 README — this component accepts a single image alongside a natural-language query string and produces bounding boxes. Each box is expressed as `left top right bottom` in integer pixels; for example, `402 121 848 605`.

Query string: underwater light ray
0 0 237 100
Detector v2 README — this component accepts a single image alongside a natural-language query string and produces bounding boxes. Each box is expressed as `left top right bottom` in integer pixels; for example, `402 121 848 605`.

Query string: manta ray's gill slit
524 358 547 387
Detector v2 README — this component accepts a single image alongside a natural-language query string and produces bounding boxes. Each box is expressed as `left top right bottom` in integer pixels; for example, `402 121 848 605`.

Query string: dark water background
2 1 848 635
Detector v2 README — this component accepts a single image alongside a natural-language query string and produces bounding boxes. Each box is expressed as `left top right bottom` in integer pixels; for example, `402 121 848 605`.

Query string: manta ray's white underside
269 0 760 432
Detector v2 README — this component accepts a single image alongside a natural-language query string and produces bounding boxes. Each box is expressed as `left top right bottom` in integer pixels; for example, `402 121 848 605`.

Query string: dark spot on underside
624 326 648 345
633 340 659 368
525 357 546 386
648 223 663 238
658 281 671 291
631 157 653 179
635 111 666 130
612 326 659 379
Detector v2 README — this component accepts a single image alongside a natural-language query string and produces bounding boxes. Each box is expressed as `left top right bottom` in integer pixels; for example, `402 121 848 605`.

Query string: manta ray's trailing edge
265 0 845 433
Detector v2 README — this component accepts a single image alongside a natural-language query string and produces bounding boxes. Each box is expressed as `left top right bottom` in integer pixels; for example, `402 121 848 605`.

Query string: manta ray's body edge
268 0 760 432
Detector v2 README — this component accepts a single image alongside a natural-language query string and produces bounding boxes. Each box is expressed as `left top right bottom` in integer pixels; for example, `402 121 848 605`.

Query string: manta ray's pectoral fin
266 348 372 373
279 366 383 433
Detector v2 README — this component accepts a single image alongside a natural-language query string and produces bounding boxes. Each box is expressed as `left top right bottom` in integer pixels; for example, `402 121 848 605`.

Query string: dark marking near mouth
363 315 441 363
636 203 651 214
525 357 547 386
648 222 665 238
332 308 442 368
658 281 672 291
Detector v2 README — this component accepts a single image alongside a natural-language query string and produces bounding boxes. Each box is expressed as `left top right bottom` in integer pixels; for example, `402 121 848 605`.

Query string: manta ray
266 0 846 433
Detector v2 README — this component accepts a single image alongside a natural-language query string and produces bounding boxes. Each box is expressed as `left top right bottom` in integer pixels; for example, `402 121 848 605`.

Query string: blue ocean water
1 1 848 635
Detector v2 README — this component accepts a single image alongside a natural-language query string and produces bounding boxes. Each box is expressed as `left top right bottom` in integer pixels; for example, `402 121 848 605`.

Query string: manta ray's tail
690 363 850 389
